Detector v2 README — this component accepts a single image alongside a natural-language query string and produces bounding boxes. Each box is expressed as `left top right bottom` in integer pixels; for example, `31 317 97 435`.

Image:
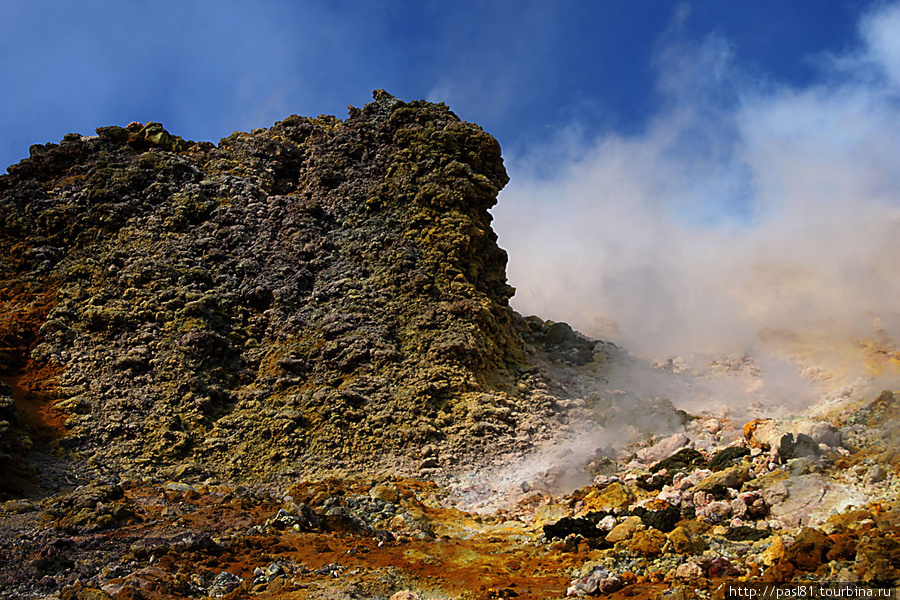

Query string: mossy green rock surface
0 91 598 485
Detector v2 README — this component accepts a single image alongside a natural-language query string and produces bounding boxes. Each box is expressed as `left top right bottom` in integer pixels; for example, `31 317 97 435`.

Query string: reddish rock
597 577 623 595
708 557 741 578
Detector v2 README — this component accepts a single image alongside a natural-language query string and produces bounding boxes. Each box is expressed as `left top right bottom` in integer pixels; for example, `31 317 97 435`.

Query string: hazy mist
494 3 900 377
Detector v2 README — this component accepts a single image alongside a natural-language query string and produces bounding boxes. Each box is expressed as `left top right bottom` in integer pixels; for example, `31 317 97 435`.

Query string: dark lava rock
630 505 681 533
651 448 706 474
544 517 602 540
708 446 750 471
322 506 374 535
541 321 595 366
32 538 76 577
779 433 820 460
724 525 772 542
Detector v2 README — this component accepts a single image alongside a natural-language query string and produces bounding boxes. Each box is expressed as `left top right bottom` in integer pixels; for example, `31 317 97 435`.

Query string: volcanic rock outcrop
0 91 604 494
2 93 899 600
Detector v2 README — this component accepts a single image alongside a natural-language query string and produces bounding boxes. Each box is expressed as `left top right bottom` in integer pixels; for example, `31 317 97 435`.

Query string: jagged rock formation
0 91 603 492
2 93 899 599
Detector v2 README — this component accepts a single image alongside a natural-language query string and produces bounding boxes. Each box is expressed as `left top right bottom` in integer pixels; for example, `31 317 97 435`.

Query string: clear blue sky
0 1 878 171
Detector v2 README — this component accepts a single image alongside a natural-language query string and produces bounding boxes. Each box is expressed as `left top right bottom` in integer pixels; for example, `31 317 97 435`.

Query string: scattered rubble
0 385 896 598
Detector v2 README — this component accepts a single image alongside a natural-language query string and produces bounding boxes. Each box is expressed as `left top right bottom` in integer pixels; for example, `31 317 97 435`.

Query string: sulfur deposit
0 92 898 599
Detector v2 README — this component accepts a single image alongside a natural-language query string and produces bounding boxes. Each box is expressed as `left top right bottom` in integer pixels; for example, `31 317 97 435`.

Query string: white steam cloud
494 3 900 371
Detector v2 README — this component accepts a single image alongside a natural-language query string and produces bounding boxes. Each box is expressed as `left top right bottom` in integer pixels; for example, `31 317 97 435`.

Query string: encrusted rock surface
0 91 610 490
1 93 899 599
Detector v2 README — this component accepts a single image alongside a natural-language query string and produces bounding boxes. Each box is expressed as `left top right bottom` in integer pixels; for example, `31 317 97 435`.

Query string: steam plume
494 3 900 385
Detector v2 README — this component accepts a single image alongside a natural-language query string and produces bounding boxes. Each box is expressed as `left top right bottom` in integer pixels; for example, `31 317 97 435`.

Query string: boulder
544 517 602 540
759 536 786 567
778 433 820 460
650 447 705 473
746 418 842 451
583 482 633 511
370 483 401 504
633 505 681 532
783 527 832 571
666 526 704 555
707 446 750 471
764 474 866 528
731 491 767 520
638 434 691 464
566 568 609 597
696 501 733 524
628 529 666 556
674 561 704 580
708 557 741 577
692 466 751 496
605 516 643 543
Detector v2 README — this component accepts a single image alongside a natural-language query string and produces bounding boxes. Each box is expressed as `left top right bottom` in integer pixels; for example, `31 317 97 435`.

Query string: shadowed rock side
0 91 601 490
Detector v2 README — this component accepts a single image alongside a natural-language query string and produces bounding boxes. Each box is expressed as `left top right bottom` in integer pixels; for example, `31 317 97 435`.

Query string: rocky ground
2 92 899 598
1 367 898 599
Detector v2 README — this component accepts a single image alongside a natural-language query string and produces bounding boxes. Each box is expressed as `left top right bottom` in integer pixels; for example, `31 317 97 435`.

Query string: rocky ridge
0 91 610 493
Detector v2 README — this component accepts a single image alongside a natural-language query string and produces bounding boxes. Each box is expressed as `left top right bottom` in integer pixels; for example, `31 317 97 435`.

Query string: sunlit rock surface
0 93 898 598
0 91 613 490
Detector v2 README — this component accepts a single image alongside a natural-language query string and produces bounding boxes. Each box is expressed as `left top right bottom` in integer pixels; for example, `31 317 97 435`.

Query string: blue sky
3 0 900 357
0 1 877 170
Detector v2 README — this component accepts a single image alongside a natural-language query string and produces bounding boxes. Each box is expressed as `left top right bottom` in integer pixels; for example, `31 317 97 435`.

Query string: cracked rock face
0 91 601 489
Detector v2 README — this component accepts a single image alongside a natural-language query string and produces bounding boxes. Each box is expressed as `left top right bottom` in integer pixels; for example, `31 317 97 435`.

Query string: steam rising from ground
451 5 900 510
494 3 900 376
